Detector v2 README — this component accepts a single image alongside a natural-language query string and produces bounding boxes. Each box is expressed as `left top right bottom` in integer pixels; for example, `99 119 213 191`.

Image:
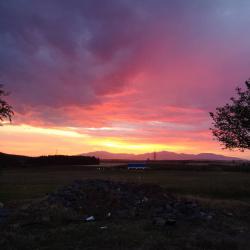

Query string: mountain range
81 151 241 161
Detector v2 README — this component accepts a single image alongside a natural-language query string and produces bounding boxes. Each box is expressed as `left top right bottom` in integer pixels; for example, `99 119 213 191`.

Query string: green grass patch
1 168 250 203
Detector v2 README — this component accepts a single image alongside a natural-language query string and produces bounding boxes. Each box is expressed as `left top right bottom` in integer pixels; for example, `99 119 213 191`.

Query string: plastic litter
85 216 95 222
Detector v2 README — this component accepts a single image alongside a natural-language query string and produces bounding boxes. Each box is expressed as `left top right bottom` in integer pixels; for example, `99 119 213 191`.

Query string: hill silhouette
81 150 242 161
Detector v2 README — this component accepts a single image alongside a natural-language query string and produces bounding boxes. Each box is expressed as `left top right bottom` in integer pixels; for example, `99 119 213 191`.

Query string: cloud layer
1 0 250 157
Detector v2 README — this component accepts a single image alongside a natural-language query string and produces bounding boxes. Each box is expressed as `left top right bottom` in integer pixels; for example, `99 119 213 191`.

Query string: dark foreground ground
1 166 250 249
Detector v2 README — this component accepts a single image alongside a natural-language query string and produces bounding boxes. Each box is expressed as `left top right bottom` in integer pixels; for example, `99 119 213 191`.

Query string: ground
1 166 250 249
1 167 250 202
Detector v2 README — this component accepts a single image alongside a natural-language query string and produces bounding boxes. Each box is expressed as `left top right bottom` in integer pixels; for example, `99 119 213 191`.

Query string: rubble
0 207 10 224
8 180 213 227
85 216 95 222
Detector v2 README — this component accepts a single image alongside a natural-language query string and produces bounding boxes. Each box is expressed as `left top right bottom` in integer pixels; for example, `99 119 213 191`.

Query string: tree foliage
0 84 14 123
210 80 250 151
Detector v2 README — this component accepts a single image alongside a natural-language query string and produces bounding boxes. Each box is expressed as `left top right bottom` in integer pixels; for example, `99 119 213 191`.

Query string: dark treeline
0 153 99 167
145 161 250 172
30 155 99 165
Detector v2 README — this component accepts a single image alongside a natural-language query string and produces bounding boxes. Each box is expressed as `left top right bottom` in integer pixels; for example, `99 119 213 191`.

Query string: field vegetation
1 165 250 250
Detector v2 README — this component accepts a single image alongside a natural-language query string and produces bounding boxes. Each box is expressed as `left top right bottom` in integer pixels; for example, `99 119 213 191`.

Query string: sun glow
1 123 250 159
88 138 188 153
0 124 190 156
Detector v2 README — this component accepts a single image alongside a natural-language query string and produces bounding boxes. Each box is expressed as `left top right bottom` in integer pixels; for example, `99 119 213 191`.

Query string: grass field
1 167 250 205
1 166 250 250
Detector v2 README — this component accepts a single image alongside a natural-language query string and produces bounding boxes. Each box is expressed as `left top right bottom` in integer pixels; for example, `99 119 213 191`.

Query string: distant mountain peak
80 150 241 161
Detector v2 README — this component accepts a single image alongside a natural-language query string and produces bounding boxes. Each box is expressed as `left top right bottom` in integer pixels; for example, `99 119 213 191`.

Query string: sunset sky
1 0 250 159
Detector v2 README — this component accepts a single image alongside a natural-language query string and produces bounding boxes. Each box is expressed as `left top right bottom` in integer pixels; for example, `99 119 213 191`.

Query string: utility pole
153 151 156 161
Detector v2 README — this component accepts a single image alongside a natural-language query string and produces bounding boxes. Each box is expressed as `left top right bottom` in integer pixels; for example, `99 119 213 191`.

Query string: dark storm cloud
1 0 250 115
0 0 150 109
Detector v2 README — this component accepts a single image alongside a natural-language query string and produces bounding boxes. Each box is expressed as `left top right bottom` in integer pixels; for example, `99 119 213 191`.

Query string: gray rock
206 215 213 220
165 218 176 225
12 180 214 227
0 208 10 217
115 209 129 219
0 208 10 224
153 217 166 226
41 216 50 223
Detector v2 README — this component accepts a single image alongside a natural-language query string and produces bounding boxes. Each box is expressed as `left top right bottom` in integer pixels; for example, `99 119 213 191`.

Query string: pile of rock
0 202 10 224
46 180 212 224
10 180 213 227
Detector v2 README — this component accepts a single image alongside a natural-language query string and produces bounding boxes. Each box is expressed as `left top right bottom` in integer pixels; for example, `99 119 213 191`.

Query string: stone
20 204 30 211
12 223 20 230
165 204 172 211
41 216 50 223
0 208 9 217
225 212 233 217
115 209 129 219
165 218 176 225
153 217 166 226
11 179 214 228
200 212 207 217
206 215 213 220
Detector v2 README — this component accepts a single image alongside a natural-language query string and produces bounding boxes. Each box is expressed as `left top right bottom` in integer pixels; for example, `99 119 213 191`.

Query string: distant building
127 163 148 170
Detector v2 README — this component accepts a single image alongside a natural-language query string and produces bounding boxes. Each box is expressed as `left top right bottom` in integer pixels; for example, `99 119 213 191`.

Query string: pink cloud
1 0 250 157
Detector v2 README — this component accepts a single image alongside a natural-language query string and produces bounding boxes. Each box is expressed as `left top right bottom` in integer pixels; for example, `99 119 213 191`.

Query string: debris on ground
1 180 250 250
85 216 95 222
4 180 214 227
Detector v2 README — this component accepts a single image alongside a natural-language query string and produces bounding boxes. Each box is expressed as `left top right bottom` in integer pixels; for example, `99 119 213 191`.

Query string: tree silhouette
210 80 250 151
0 84 14 124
